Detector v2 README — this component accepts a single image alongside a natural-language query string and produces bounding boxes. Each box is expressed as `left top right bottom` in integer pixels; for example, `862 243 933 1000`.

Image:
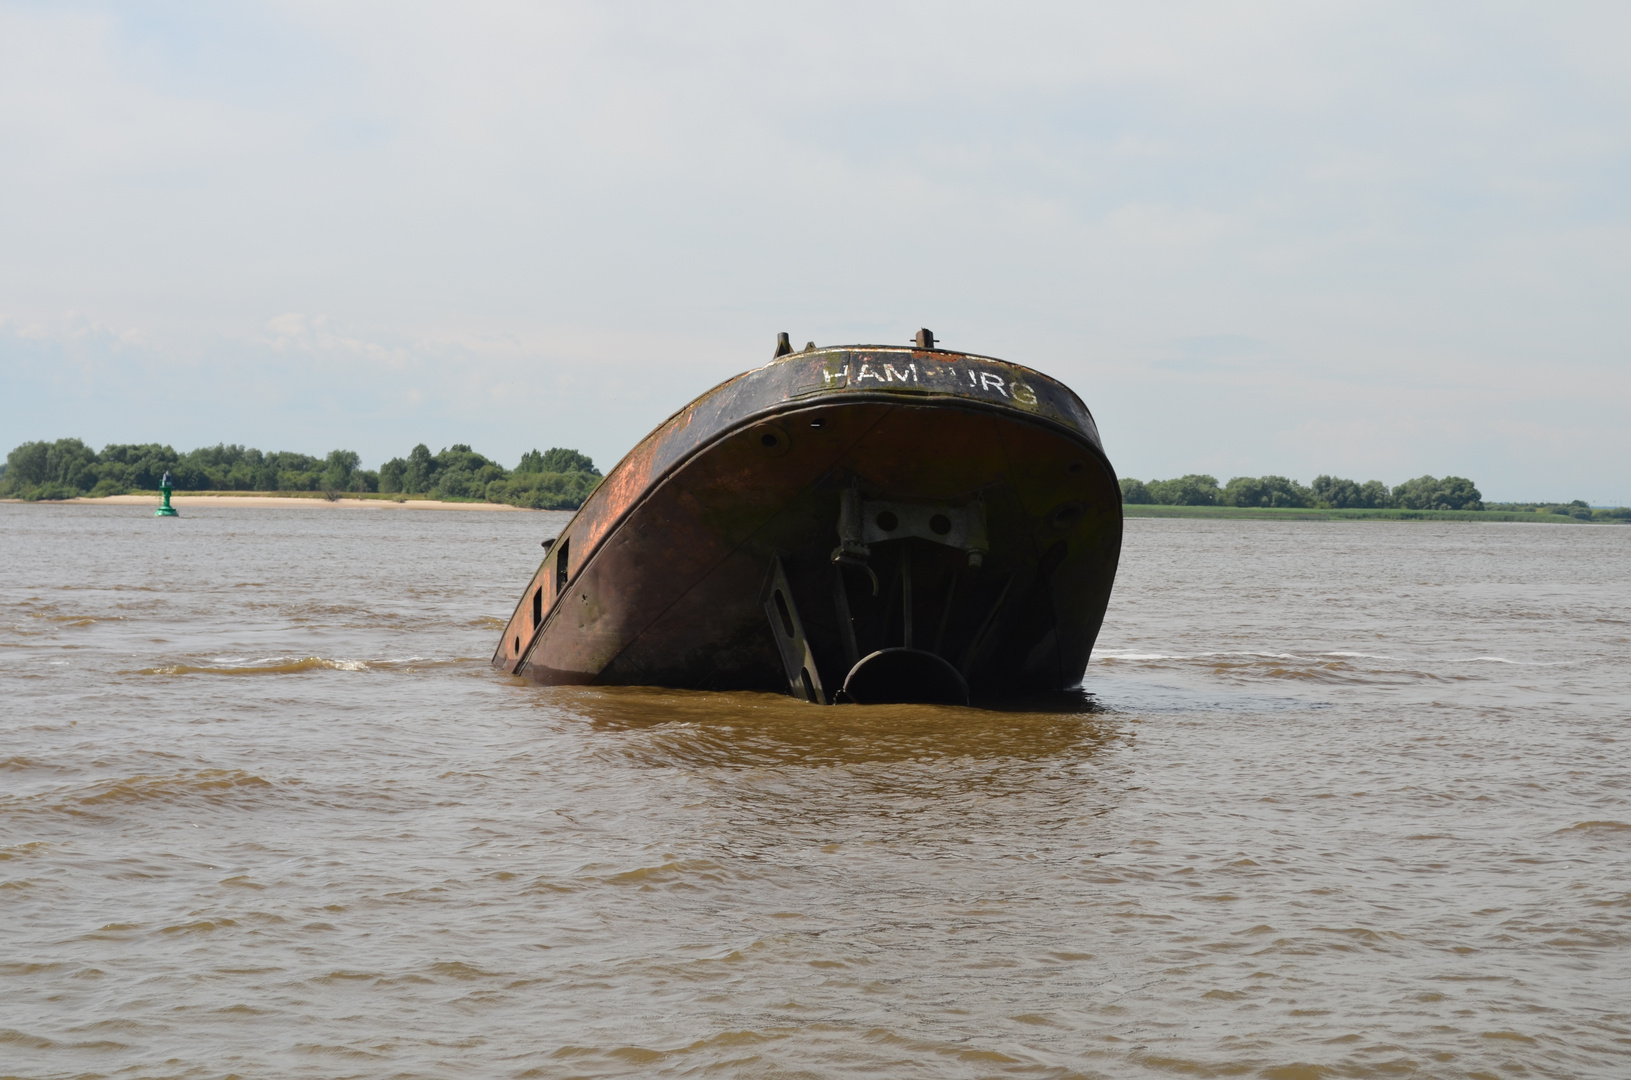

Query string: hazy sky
3 2 1627 501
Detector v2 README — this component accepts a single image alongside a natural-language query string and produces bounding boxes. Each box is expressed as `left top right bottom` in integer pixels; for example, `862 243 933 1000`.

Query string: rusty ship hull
492 342 1121 704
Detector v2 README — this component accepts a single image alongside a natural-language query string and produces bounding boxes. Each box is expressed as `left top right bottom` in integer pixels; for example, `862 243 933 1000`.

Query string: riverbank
1122 504 1624 523
11 495 1623 521
3 492 535 511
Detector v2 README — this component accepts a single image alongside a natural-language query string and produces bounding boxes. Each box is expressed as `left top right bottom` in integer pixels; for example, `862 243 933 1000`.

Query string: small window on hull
532 585 543 627
774 590 795 638
555 538 570 595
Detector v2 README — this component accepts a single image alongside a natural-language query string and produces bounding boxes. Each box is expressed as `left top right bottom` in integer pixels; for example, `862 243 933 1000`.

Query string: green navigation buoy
155 470 179 517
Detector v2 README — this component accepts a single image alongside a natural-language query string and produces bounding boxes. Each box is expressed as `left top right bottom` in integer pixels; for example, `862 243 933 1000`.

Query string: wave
0 770 279 819
1095 647 1576 676
1560 820 1631 832
126 655 441 676
1438 656 1577 666
1200 656 1390 685
132 657 368 676
32 614 122 626
1094 652 1183 661
76 770 273 806
1094 650 1444 687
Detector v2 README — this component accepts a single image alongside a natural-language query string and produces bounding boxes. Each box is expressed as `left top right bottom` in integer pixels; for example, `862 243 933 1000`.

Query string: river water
2 504 1627 1079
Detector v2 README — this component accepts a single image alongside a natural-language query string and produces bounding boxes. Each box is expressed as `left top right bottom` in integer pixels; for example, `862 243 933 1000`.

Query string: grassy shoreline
1 492 538 511
1 490 490 504
1122 504 1624 523
152 490 485 503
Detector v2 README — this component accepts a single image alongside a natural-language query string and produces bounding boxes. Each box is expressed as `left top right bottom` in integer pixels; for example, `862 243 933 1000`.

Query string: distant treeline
1480 499 1629 522
1121 473 1629 520
1120 473 1483 511
0 439 602 510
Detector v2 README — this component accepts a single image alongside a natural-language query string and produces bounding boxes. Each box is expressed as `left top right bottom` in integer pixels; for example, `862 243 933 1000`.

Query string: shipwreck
492 330 1121 705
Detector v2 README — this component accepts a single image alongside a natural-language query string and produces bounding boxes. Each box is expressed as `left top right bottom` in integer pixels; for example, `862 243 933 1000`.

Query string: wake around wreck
492 330 1122 706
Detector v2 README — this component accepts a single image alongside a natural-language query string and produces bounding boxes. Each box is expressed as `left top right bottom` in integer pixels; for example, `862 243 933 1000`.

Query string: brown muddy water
2 504 1628 1079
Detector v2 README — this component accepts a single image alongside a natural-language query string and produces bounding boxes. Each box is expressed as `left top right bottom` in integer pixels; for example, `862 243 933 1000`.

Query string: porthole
749 424 791 456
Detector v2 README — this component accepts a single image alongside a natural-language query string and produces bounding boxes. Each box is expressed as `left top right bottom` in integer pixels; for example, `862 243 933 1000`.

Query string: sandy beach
20 494 536 511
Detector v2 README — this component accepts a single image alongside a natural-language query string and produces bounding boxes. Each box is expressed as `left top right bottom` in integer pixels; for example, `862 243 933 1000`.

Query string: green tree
491 446 601 507
99 443 179 490
427 444 506 499
1119 477 1152 504
488 469 601 509
402 444 436 494
1310 475 1360 508
321 449 360 492
1147 474 1220 506
1309 475 1392 509
1222 475 1311 508
379 457 407 494
0 439 101 499
1392 475 1483 511
1359 480 1391 508
4 435 595 511
171 443 259 489
537 447 599 475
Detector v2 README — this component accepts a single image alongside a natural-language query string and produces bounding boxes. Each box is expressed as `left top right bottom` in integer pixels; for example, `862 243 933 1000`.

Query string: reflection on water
550 685 1110 768
2 505 1628 1079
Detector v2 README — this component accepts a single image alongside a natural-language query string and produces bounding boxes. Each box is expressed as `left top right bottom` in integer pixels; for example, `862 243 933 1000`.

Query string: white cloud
2 1 1627 498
